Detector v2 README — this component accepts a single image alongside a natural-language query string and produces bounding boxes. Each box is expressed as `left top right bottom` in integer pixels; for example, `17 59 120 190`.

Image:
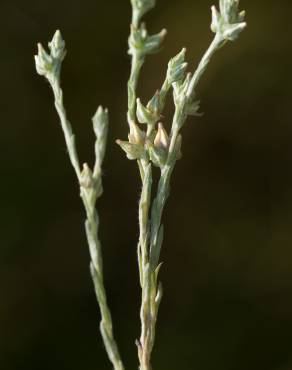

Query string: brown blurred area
1 0 292 369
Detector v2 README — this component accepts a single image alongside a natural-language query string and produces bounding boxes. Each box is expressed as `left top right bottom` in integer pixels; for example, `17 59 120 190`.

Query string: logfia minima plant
35 1 246 369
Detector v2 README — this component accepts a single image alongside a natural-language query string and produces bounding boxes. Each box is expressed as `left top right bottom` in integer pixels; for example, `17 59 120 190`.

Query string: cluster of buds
168 49 200 118
173 73 192 106
211 0 246 41
128 23 167 59
34 30 66 79
117 120 171 168
119 44 196 167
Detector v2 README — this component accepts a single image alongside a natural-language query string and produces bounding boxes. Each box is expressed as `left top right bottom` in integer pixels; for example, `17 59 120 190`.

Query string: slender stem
127 6 173 370
49 75 81 180
84 200 125 370
127 6 232 370
128 54 144 126
49 74 125 370
137 162 153 370
127 13 157 370
149 31 224 270
187 33 223 99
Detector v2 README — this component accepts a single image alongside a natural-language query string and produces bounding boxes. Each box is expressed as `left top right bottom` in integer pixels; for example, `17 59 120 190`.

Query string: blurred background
1 0 292 369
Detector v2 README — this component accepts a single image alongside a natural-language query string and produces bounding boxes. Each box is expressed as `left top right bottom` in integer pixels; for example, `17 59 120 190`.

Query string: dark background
1 0 292 369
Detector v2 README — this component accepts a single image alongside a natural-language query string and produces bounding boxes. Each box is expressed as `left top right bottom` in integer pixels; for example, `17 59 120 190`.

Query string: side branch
35 30 125 370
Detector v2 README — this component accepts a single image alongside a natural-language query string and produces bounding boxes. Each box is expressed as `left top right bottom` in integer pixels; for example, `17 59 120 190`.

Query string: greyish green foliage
35 1 246 370
34 31 124 370
118 0 246 369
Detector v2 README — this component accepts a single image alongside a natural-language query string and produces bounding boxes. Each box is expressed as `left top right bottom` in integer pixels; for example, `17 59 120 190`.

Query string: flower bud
92 106 109 167
147 142 167 168
173 73 191 106
128 122 145 145
34 43 53 76
128 24 167 57
222 22 247 41
154 123 169 150
211 6 221 33
143 29 167 55
167 48 188 84
116 140 146 160
80 163 94 189
48 30 66 61
136 98 160 125
128 23 147 53
147 91 160 116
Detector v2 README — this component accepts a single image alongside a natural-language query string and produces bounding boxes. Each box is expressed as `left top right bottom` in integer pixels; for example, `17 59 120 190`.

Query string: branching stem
35 33 125 370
